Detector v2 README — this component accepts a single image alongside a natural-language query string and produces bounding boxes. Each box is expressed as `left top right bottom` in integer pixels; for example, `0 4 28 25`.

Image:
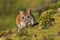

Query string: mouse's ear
19 10 23 14
19 10 24 16
26 8 31 14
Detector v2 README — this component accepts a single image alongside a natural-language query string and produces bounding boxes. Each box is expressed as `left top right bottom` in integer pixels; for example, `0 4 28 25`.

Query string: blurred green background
0 0 46 32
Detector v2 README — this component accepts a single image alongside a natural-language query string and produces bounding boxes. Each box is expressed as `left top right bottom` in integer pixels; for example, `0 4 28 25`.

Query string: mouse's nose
26 22 28 25
25 21 31 26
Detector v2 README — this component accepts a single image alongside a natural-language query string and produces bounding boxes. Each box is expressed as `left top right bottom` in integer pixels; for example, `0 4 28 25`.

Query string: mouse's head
19 9 34 26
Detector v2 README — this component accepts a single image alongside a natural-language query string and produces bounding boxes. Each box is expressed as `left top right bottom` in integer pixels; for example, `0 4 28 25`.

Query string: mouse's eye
22 17 24 19
27 16 30 18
